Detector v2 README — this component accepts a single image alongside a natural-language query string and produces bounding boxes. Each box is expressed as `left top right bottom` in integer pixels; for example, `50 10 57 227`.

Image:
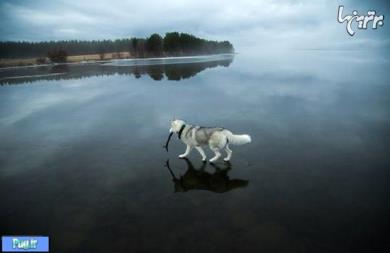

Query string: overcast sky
0 0 388 51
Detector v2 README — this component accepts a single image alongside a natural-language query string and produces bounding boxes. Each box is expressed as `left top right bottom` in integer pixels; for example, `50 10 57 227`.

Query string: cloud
0 0 389 51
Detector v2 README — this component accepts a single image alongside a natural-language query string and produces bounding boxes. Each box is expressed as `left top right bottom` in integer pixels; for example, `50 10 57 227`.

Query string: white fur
170 119 251 162
221 130 252 145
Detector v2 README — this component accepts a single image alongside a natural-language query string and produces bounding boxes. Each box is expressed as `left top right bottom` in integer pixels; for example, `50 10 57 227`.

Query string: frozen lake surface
0 51 389 252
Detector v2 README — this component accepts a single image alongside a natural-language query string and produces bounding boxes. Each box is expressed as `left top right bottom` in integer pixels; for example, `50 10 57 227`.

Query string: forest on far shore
0 32 234 61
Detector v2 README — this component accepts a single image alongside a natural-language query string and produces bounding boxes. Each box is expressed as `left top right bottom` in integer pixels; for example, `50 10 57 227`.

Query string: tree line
0 32 234 60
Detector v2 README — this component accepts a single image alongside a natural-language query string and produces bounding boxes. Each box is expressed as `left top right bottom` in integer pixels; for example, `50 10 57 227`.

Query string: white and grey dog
167 119 251 162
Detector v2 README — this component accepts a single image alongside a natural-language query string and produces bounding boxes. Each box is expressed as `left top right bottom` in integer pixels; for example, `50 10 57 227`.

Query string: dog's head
170 119 185 133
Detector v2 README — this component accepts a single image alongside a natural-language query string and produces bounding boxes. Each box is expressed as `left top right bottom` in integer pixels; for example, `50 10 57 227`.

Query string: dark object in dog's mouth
164 132 173 152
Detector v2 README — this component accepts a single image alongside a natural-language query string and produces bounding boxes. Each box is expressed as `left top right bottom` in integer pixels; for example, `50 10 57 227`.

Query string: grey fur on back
184 126 224 145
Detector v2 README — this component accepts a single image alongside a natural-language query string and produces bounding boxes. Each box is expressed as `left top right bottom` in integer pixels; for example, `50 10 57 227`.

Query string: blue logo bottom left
2 236 49 252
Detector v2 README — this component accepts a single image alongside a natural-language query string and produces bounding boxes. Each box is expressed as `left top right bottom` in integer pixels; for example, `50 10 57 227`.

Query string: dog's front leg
195 146 207 161
179 145 192 158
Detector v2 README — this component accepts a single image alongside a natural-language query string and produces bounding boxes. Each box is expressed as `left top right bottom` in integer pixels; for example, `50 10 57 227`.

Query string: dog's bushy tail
223 130 251 145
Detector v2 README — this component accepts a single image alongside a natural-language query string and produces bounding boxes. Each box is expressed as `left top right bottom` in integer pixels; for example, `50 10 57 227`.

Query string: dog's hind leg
209 147 221 163
195 146 207 161
179 145 192 158
224 145 232 162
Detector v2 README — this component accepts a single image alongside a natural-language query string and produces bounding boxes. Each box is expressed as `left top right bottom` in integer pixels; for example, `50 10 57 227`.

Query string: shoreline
0 54 234 85
0 52 235 69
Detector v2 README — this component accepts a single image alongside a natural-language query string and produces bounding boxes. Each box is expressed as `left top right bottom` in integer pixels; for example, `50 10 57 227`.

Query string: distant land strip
0 32 234 68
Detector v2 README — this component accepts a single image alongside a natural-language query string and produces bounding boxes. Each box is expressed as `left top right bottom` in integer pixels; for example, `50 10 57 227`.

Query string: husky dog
168 119 251 162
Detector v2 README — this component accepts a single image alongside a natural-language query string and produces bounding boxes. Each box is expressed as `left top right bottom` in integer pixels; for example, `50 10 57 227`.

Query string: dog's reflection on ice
165 158 249 193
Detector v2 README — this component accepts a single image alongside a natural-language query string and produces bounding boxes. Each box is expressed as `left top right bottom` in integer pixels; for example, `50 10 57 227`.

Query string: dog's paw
209 158 218 163
223 157 230 162
178 154 187 158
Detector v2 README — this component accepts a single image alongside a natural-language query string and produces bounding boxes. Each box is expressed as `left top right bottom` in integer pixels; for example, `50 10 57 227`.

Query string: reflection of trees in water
0 57 233 85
